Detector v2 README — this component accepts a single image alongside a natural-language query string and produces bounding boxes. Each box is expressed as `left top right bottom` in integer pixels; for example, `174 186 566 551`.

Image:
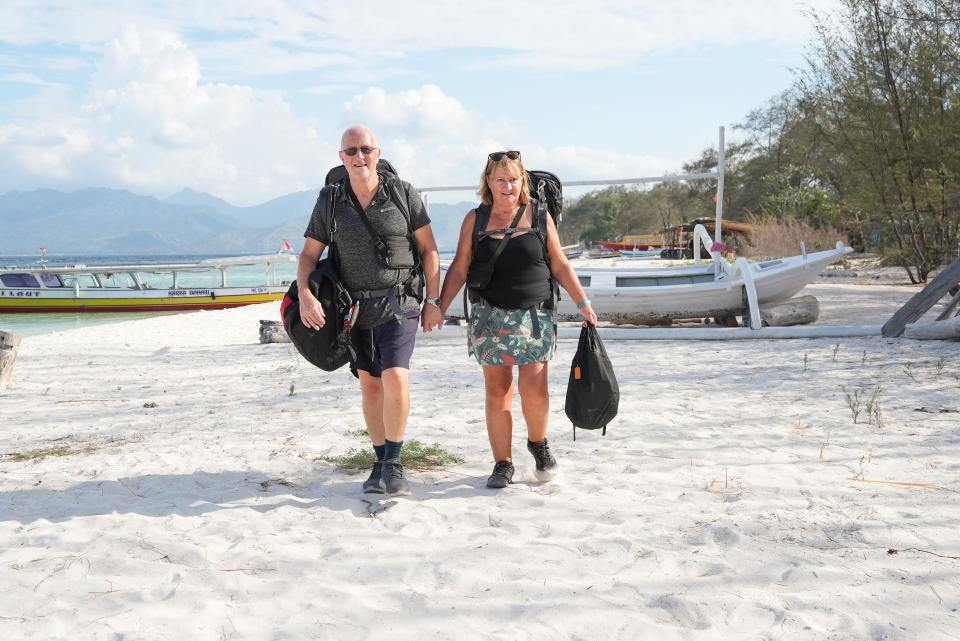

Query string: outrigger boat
617 248 661 259
0 254 296 313
595 233 668 252
553 240 852 325
444 236 852 327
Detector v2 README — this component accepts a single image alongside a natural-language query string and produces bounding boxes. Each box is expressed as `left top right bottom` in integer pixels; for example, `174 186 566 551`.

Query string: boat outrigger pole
714 126 725 250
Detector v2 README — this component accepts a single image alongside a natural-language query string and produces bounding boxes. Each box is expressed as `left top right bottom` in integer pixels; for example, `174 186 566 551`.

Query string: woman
438 151 597 488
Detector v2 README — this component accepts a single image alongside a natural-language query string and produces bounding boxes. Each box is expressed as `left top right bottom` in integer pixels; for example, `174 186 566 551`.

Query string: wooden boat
0 254 296 313
587 249 621 259
617 248 661 259
444 235 852 325
551 242 852 323
596 233 666 251
562 243 583 259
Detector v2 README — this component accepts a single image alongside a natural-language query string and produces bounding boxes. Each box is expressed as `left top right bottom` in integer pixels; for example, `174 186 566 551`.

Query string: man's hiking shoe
486 460 515 488
527 438 557 480
362 461 385 494
381 458 411 496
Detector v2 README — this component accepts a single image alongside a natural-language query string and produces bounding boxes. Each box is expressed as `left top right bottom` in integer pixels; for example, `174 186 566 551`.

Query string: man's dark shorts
350 309 420 378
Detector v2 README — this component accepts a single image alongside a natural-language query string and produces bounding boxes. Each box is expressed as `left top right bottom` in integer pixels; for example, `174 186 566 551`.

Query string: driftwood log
903 315 960 340
0 329 22 388
758 295 819 327
882 258 960 337
259 320 291 344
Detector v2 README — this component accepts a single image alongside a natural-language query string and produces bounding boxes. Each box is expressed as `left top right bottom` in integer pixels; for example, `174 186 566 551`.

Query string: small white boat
444 230 852 326
617 248 661 259
553 242 852 323
0 254 297 313
561 243 584 259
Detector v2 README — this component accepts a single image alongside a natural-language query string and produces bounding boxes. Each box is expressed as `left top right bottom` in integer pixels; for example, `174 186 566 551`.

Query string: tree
795 0 960 282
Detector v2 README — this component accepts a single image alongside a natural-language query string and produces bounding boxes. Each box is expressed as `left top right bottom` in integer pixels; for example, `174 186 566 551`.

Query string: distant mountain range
0 187 473 256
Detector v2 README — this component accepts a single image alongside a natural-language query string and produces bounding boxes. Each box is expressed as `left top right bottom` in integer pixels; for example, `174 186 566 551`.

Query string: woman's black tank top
474 232 552 309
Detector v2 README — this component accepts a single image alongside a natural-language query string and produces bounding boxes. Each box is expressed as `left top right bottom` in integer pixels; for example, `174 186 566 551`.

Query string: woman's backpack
565 324 619 439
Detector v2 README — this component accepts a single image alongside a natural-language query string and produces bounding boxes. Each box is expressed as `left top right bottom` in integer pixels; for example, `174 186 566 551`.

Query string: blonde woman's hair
477 155 530 206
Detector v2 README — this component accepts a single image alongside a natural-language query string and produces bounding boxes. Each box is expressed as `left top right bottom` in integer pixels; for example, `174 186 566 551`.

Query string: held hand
579 302 598 327
421 304 443 332
299 292 326 330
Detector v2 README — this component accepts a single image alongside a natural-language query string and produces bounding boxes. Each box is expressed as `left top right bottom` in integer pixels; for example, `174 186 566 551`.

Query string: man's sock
373 444 386 461
384 439 403 461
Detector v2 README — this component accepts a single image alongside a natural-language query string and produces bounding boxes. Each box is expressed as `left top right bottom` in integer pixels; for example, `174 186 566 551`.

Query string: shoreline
0 251 930 339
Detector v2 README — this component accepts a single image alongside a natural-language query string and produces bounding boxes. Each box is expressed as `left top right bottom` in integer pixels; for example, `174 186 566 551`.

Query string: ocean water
0 253 298 337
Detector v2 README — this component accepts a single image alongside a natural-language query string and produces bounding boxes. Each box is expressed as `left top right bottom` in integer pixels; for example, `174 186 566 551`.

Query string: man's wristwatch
425 297 442 308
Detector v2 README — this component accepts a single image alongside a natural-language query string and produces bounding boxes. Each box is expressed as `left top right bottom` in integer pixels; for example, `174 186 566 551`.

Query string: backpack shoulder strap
383 175 412 235
383 176 421 271
534 199 550 261
472 204 491 247
319 183 340 268
532 196 560 308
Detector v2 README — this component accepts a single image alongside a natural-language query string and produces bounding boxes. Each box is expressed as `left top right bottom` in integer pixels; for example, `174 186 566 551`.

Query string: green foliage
756 166 842 227
1 435 143 463
740 0 960 282
560 0 958 276
560 180 715 244
318 440 465 472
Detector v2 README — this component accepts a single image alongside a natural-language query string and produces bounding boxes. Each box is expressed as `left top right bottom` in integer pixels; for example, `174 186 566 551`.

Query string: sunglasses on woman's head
341 146 379 156
488 150 521 161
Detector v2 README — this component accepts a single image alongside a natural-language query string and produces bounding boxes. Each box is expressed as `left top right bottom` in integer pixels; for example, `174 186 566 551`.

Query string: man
298 125 442 496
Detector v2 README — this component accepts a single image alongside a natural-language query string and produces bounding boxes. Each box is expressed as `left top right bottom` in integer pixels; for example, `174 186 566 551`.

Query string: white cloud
41 56 89 71
342 85 480 136
0 1 836 205
0 72 49 85
0 25 334 205
302 84 354 96
335 86 682 203
0 1 842 77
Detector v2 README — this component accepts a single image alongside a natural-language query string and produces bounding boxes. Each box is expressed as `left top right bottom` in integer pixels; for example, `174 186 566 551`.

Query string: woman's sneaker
527 438 557 480
362 461 385 494
486 460 514 488
381 458 411 496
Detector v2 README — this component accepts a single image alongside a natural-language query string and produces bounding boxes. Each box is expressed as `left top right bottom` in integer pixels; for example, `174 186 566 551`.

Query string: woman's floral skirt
467 303 556 367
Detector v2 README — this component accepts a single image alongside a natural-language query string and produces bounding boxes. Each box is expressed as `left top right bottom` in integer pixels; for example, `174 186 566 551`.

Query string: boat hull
0 289 287 313
0 253 296 313
555 246 851 321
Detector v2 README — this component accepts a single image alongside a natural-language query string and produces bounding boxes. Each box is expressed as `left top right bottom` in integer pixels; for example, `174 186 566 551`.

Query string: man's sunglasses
341 146 379 156
488 150 521 161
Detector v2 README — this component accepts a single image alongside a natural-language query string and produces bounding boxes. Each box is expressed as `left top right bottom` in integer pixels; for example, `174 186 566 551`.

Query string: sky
0 0 842 206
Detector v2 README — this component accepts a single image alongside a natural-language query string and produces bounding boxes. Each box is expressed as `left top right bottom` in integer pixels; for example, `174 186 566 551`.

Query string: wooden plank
903 315 960 340
935 288 960 321
881 258 960 337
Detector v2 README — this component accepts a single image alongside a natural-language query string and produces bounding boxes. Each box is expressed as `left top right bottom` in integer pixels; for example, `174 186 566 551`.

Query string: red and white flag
39 246 47 251
282 239 292 251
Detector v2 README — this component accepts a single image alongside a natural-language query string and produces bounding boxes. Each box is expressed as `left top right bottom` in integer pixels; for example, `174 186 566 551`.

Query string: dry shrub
741 217 848 260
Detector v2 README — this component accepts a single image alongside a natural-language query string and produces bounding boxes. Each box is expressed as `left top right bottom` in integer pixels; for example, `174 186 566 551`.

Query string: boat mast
714 126 726 250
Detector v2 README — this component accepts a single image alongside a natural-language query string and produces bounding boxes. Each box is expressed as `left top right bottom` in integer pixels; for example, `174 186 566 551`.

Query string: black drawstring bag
565 324 619 440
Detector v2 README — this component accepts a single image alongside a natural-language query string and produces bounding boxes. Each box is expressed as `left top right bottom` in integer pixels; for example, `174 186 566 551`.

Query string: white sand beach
2 276 959 640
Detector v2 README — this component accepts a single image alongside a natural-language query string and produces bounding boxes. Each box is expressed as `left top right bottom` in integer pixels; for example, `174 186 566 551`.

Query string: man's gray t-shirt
304 175 430 329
